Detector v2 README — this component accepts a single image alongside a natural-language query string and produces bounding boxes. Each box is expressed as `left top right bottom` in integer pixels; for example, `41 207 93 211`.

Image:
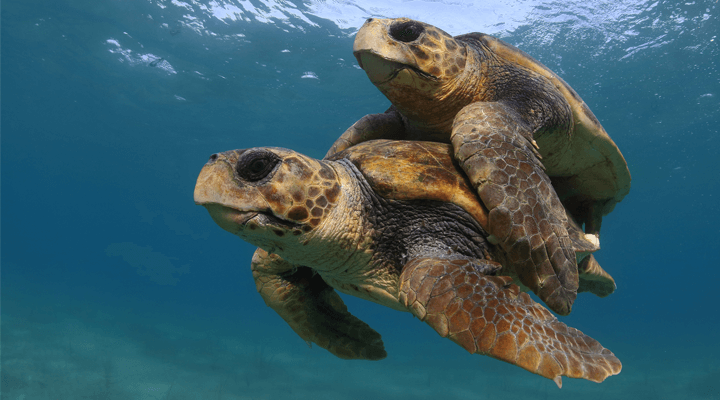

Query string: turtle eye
389 20 425 43
236 150 280 182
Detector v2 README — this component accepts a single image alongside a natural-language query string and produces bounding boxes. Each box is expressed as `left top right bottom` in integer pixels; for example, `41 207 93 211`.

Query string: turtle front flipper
398 257 622 387
451 102 578 315
325 108 405 158
251 248 386 360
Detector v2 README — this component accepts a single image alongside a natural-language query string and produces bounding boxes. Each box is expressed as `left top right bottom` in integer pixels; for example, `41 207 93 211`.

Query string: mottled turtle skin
327 18 631 316
194 140 620 387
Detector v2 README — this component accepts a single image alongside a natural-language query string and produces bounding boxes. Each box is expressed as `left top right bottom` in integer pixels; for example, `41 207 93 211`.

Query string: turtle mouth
201 204 258 234
354 50 437 84
250 212 302 230
201 203 301 234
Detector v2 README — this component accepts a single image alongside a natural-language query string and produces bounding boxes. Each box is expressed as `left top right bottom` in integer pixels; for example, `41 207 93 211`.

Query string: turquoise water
2 0 718 398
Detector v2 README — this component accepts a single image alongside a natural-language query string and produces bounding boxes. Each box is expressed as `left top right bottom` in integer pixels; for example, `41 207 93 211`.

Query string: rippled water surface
2 1 719 398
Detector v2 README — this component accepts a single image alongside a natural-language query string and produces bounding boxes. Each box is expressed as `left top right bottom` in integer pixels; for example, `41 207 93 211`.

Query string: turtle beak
353 18 437 83
194 152 245 207
354 51 406 84
194 152 269 234
354 19 417 66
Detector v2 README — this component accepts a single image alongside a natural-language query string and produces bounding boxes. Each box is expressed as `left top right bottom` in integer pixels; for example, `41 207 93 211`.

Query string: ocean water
2 0 718 398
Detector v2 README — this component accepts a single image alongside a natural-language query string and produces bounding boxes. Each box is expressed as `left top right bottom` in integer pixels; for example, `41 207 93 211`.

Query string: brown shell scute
335 140 489 228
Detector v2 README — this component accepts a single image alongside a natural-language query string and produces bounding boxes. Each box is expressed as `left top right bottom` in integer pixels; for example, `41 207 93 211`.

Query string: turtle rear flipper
451 102 578 316
578 254 616 298
252 249 386 360
566 213 616 297
398 256 621 387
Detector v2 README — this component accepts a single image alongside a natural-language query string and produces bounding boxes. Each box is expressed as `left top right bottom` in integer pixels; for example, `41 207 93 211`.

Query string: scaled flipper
252 248 386 360
398 256 621 387
451 102 578 315
578 254 616 298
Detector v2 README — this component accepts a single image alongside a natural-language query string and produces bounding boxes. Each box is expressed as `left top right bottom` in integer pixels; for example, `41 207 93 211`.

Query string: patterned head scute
194 147 341 240
354 18 467 87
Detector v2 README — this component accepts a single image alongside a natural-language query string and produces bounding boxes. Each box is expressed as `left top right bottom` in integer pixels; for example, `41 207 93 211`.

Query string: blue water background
2 0 719 398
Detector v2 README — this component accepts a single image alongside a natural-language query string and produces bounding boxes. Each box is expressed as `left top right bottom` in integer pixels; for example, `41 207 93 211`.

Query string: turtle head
353 18 471 125
194 148 342 251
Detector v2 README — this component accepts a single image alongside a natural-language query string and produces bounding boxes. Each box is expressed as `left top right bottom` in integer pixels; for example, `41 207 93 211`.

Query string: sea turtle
326 18 631 316
194 139 621 386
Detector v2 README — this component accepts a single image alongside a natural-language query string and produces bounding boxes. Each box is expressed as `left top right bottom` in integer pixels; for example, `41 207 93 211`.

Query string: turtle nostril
208 153 219 163
389 20 425 43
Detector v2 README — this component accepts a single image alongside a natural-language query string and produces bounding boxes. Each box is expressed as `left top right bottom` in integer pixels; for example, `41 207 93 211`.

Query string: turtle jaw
200 204 259 235
354 50 437 85
199 202 301 238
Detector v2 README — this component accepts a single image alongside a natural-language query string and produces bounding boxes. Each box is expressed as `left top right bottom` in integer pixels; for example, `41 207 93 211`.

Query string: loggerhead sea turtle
327 18 631 316
194 139 621 387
